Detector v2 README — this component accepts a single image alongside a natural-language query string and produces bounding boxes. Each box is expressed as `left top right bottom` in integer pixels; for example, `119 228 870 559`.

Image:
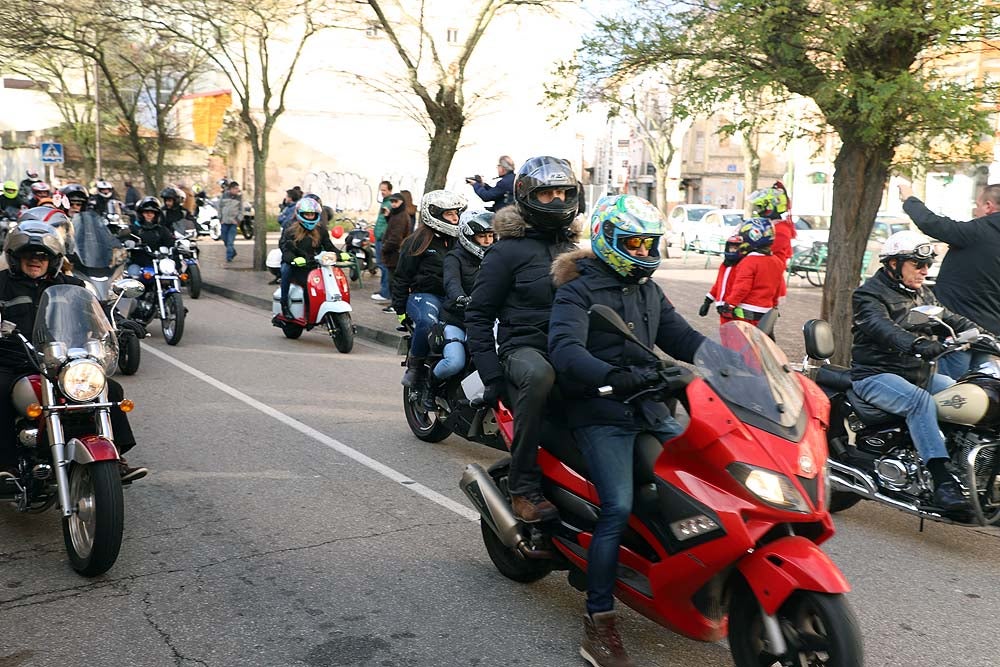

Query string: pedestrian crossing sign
40 142 64 164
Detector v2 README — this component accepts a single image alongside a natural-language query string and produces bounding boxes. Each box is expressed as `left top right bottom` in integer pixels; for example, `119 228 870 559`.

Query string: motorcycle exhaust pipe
460 463 523 550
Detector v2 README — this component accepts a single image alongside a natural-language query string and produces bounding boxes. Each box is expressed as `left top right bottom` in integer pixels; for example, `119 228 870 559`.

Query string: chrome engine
874 449 929 496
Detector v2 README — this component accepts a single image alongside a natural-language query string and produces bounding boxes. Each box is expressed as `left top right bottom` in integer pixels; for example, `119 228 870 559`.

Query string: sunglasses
909 259 934 270
622 236 656 251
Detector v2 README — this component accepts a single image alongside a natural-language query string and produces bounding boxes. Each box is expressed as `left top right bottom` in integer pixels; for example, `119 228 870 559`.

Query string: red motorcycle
269 250 355 353
460 305 863 666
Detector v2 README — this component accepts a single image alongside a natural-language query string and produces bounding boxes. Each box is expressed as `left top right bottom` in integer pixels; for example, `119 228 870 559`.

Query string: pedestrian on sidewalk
372 180 393 302
219 181 242 262
380 193 413 312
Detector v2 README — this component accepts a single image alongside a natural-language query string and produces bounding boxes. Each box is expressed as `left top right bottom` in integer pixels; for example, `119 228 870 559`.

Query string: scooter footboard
737 536 850 615
67 436 120 464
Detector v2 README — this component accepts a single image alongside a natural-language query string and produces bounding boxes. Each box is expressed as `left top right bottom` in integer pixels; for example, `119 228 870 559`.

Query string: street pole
94 62 102 179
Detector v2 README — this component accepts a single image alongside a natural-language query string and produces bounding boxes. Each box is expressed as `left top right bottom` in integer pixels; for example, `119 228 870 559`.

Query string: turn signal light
180 273 189 282
119 399 135 413
143 271 154 280
26 403 43 419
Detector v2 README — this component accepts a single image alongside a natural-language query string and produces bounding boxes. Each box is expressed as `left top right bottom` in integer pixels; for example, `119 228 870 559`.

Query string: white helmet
419 190 467 237
879 230 935 262
458 209 494 259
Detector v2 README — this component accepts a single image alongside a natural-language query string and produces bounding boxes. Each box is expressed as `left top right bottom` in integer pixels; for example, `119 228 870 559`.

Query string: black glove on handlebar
606 367 659 397
912 338 946 359
698 297 713 317
483 381 506 408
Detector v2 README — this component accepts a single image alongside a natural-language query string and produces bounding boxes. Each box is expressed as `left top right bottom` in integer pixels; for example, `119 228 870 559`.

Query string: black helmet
513 156 579 232
160 186 180 205
136 196 162 227
4 220 64 277
61 183 89 205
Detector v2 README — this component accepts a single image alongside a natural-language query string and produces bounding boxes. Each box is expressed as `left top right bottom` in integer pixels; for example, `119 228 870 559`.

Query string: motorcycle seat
814 364 852 392
845 389 901 426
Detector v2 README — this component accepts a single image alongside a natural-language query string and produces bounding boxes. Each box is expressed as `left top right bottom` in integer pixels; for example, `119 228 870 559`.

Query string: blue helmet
295 198 322 230
589 194 664 283
736 217 775 254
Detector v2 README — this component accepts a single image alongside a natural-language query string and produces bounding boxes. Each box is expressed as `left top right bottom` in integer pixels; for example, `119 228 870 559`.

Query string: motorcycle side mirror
803 319 835 360
111 279 145 299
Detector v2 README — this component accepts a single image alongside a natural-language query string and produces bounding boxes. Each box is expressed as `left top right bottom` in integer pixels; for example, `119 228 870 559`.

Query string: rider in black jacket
160 186 195 235
126 197 174 274
0 219 143 481
465 156 580 523
851 230 981 512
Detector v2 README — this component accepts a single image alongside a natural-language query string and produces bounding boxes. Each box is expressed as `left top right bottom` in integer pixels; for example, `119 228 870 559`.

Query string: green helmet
590 194 664 283
2 180 17 198
748 187 788 219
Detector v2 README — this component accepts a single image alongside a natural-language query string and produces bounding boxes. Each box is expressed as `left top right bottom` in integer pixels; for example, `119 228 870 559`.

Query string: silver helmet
419 190 467 237
457 209 495 259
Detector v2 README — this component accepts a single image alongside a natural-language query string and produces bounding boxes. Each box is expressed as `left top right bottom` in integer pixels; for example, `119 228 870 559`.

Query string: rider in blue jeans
391 190 467 389
851 230 982 513
548 194 705 667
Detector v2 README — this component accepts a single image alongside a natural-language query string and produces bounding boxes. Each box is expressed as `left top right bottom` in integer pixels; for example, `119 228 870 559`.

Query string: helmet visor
300 211 319 222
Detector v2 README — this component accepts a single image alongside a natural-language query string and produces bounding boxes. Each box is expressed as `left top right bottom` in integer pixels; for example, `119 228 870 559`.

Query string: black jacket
465 207 577 385
278 224 335 264
851 268 979 385
473 171 515 212
391 232 453 314
903 197 1000 335
548 249 705 428
162 205 193 234
441 245 481 327
127 223 175 267
0 270 85 370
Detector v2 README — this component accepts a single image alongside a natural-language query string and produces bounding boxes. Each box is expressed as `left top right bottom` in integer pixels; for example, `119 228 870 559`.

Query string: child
698 231 745 318
715 218 785 327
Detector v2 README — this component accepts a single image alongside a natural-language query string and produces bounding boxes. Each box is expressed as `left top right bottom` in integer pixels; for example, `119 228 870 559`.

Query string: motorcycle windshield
694 321 803 431
32 284 118 372
73 210 123 269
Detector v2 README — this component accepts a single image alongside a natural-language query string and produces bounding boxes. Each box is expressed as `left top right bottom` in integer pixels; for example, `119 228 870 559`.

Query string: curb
202 281 405 348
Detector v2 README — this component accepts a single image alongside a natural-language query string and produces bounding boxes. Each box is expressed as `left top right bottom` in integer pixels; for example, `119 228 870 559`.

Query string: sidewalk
197 233 405 347
198 234 825 359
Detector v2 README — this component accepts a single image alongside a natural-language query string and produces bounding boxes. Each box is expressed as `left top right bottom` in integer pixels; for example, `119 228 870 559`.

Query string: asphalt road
2 292 999 667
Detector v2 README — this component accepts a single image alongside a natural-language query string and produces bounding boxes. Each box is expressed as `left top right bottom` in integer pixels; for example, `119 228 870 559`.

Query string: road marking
141 343 479 522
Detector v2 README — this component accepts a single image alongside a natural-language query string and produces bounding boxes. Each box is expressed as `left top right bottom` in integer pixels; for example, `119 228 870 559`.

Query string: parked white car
688 209 745 253
664 204 714 250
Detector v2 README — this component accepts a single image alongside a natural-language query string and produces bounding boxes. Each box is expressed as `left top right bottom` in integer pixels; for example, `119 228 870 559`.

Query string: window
365 22 380 38
447 28 459 43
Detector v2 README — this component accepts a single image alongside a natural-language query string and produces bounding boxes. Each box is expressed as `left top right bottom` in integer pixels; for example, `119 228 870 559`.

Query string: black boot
421 374 441 412
932 480 971 512
401 357 425 388
280 298 293 319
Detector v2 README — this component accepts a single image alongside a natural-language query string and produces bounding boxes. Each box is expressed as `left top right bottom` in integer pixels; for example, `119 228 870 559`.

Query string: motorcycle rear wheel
162 292 185 345
728 584 863 667
209 221 222 241
324 312 354 353
117 331 141 375
402 386 450 442
241 220 254 240
480 464 552 583
187 264 202 299
62 461 124 577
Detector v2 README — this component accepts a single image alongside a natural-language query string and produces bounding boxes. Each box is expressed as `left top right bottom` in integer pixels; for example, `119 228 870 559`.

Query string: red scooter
460 306 863 666
270 250 355 353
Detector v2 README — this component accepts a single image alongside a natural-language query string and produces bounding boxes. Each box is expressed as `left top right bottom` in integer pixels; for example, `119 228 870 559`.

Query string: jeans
279 263 294 304
501 347 555 495
376 240 389 298
406 293 441 359
852 372 955 462
221 222 237 261
936 350 992 381
575 421 683 614
433 325 467 380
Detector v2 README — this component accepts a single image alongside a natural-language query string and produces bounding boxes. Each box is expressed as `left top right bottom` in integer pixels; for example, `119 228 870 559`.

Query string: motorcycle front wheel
62 461 124 577
117 331 141 375
161 292 185 345
728 584 863 667
209 221 222 241
324 312 354 353
187 264 202 299
402 386 450 442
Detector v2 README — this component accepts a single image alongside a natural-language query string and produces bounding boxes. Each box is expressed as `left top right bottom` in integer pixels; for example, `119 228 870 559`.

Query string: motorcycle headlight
728 463 810 513
158 258 177 275
319 252 338 266
59 359 106 402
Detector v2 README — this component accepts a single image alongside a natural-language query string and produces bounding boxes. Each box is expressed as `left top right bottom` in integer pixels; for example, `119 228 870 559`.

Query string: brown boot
580 610 633 667
511 492 559 523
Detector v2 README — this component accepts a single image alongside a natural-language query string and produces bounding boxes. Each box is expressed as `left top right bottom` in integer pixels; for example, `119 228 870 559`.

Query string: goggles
621 236 656 251
910 242 934 259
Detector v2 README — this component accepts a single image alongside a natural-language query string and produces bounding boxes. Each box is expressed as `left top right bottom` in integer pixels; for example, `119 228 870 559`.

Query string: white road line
141 343 479 522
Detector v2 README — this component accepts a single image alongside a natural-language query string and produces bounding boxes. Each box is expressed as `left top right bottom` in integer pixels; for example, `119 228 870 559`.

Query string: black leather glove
483 381 505 408
606 367 659 397
912 338 946 359
455 295 471 310
698 297 713 317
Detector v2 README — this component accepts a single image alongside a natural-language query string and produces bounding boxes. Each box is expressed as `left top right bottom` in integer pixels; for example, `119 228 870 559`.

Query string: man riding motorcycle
851 230 983 512
18 170 40 201
126 197 174 277
0 218 145 482
160 186 195 235
2 180 23 218
61 184 90 216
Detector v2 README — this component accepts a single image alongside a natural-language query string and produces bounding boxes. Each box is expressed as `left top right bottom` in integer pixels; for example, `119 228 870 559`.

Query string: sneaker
119 460 148 485
371 293 389 302
511 492 559 523
382 305 396 313
581 611 633 667
932 480 970 512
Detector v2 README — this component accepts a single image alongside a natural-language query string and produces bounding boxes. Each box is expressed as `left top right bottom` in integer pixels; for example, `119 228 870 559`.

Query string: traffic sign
40 142 64 164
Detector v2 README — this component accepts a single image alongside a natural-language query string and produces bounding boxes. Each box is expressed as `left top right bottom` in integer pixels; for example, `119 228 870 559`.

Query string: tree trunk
821 138 894 365
252 149 269 271
654 165 669 216
424 110 464 193
742 129 760 196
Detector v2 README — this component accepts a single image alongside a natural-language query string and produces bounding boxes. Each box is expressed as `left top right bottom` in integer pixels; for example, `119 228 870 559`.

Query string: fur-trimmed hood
493 206 582 242
551 247 595 287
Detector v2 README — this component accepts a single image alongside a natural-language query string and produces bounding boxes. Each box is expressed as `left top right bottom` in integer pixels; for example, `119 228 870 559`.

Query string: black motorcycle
801 309 1000 527
240 202 255 240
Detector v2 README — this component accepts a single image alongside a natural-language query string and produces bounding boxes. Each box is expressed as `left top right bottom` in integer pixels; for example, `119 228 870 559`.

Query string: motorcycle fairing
736 535 851 615
316 302 351 320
